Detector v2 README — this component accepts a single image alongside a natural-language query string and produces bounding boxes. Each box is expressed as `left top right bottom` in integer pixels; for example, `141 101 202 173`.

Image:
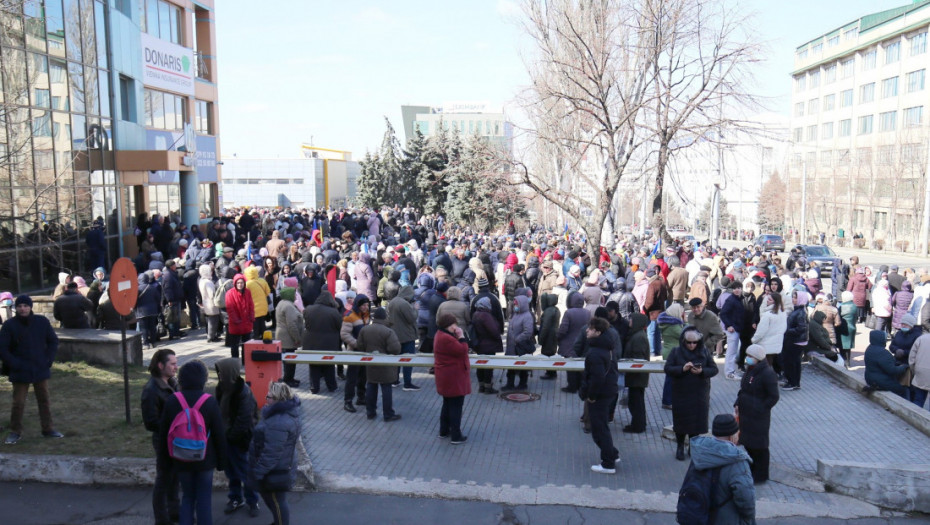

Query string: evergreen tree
357 150 384 207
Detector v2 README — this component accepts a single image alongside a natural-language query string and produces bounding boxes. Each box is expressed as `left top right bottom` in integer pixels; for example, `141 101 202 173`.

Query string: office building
220 145 358 209
401 102 513 154
789 0 930 245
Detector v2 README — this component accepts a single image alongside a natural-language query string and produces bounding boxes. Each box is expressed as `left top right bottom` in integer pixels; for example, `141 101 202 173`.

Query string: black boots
343 401 357 413
676 444 685 461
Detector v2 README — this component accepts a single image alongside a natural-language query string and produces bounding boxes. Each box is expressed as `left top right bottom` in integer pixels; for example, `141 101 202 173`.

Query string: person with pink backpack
158 360 227 525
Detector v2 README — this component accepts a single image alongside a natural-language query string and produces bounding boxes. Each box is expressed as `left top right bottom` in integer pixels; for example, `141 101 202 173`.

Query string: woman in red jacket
225 274 255 362
433 313 471 444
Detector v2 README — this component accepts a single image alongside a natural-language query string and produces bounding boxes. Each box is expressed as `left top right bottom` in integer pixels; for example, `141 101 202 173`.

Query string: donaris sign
141 33 194 95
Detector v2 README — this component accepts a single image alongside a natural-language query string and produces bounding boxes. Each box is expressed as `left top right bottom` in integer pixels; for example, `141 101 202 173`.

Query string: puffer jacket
751 303 787 355
580 330 619 400
225 274 255 336
537 294 561 356
689 436 756 524
302 292 342 350
864 330 907 396
437 298 471 333
814 302 841 344
198 265 219 316
891 282 915 329
505 295 535 356
356 317 401 383
784 305 809 346
846 273 872 308
340 304 370 350
274 289 303 350
353 252 376 301
386 286 418 343
0 313 58 384
909 332 930 390
53 291 92 329
244 266 271 318
249 398 301 491
657 311 684 360
808 311 834 354
557 292 591 357
135 272 162 318
472 308 503 356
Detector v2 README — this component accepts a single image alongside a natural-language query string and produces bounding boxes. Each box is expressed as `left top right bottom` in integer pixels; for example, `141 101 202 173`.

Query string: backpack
166 392 211 462
214 279 230 310
676 462 726 525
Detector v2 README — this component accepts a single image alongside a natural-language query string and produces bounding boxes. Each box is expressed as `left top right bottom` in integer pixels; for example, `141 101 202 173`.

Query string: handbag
864 314 878 330
900 367 913 388
260 469 292 492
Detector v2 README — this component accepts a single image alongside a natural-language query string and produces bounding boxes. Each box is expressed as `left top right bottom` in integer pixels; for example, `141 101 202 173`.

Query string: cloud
497 0 520 17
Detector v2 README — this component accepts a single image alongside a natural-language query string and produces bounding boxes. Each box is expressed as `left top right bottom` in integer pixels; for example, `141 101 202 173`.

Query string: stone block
818 459 930 513
55 329 144 367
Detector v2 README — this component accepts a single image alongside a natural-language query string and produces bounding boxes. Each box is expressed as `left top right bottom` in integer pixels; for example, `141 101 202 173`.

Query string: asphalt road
719 239 930 270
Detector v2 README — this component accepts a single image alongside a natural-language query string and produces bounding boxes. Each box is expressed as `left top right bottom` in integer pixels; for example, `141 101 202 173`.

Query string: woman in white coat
751 292 787 367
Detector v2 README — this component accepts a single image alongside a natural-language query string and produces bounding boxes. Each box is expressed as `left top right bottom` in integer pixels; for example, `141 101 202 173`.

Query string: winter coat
135 272 162 318
353 252 376 301
505 296 535 356
808 311 834 354
470 289 505 333
0 314 59 384
53 291 92 329
357 318 401 383
657 311 684 360
581 282 602 314
838 301 858 350
804 277 822 297
434 328 471 397
846 273 872 308
275 295 303 350
831 258 850 298
814 303 841 344
299 273 324 308
538 294 561 357
665 327 719 435
472 309 503 356
623 313 651 389
891 282 915 329
302 292 343 350
580 331 620 400
784 305 809 346
141 375 178 446
871 284 892 318
504 271 526 309
557 292 591 357
96 295 133 330
643 276 668 320
225 275 255 336
735 359 779 449
689 436 756 525
386 286 418 343
162 267 184 303
666 267 689 302
214 358 258 451
889 326 922 364
198 265 219 316
437 299 471 334
341 309 369 351
249 398 300 491
158 390 226 473
751 308 787 355
719 293 746 333
244 266 271 318
687 309 726 350
909 332 930 390
864 330 908 396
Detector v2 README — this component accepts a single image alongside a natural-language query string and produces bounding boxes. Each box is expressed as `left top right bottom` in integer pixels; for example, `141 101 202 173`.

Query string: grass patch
0 362 159 457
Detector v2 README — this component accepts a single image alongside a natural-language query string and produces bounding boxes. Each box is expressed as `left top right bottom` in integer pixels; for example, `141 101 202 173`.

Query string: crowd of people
6 204 930 524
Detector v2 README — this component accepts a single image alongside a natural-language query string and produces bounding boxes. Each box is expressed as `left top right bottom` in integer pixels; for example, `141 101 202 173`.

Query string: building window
795 75 806 91
879 111 897 132
142 0 184 45
824 64 837 83
820 150 832 167
885 41 900 64
793 127 803 142
144 88 187 131
907 69 926 93
119 76 136 123
839 119 852 137
797 48 808 60
806 125 817 142
911 32 927 56
904 106 924 127
902 143 924 164
862 49 877 70
809 70 820 88
841 58 855 78
858 115 873 135
195 100 213 134
823 93 835 111
828 35 840 48
859 82 875 103
794 102 804 117
845 27 858 40
841 89 853 107
812 42 823 55
807 98 819 114
822 121 833 139
857 147 872 165
838 149 851 166
881 77 898 98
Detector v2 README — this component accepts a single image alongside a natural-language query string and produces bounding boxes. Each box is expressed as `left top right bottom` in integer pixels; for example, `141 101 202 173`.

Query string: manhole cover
498 392 541 402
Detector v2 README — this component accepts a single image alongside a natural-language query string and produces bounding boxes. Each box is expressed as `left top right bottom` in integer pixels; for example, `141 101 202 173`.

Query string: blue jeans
912 387 929 409
647 320 660 356
225 445 258 506
261 491 289 525
400 341 416 386
177 469 213 525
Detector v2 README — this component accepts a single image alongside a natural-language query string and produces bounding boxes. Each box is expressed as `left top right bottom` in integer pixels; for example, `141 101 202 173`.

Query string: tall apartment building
400 102 513 155
0 0 220 293
789 0 930 246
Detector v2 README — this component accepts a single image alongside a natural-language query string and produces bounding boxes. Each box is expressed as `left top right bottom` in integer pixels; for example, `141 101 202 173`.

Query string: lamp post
800 161 808 244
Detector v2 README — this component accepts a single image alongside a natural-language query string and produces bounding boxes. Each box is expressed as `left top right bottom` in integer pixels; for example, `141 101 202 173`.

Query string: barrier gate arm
283 350 666 373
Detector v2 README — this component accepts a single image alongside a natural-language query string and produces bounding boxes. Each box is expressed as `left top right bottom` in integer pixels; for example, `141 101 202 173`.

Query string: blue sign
145 130 217 183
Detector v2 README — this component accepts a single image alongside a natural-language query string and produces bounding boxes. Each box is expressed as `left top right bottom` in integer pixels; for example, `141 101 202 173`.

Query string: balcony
195 51 211 82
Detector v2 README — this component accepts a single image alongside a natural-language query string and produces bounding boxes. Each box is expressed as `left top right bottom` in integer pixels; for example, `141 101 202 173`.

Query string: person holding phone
665 326 719 460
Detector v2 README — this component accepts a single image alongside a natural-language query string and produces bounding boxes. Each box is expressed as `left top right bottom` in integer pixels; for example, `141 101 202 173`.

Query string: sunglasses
684 341 699 345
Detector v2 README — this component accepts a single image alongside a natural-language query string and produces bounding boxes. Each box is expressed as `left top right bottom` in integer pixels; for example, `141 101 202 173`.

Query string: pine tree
357 150 384 207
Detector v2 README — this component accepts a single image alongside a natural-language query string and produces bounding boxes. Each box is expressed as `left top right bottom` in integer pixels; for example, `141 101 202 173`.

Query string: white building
401 102 513 154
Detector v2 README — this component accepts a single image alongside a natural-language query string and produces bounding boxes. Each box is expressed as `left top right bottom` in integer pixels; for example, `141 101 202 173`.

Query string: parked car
794 244 837 277
752 234 786 252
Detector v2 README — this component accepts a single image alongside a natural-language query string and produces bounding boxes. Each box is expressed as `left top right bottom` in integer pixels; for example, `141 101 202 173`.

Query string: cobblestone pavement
146 327 930 518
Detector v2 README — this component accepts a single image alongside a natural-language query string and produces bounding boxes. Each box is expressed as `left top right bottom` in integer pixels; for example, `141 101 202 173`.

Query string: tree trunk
651 141 674 245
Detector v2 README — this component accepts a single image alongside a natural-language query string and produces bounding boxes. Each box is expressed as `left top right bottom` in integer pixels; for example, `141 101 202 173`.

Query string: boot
516 382 528 391
501 381 516 392
676 444 685 461
483 383 499 394
343 401 357 413
478 384 487 394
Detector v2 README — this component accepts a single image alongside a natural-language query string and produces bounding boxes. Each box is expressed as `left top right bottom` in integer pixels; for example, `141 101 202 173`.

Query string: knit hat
476 277 489 288
901 313 918 328
14 294 32 307
745 344 766 362
712 414 740 437
371 307 387 320
178 360 208 391
688 297 703 307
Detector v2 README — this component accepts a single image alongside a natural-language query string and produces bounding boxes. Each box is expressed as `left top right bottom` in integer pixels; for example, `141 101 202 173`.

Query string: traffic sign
110 258 138 316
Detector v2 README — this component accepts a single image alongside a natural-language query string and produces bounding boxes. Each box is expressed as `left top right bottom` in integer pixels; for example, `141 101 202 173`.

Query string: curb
0 436 315 491
810 355 930 439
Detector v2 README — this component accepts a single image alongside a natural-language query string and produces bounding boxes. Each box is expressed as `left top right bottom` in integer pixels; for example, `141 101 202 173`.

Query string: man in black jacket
162 260 184 339
141 349 179 525
0 295 63 444
581 317 620 474
53 282 92 329
215 358 259 516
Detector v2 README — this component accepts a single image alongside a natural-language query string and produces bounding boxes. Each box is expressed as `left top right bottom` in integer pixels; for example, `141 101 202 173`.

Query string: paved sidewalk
149 328 930 518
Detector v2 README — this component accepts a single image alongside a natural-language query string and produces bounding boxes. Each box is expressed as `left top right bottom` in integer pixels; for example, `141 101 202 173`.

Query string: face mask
901 327 911 332
745 356 757 366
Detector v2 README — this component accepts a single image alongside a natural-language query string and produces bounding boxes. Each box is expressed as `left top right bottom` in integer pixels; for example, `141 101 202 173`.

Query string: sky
214 0 912 160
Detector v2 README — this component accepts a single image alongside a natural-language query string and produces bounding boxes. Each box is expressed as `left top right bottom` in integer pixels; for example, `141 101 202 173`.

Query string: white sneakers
591 464 616 474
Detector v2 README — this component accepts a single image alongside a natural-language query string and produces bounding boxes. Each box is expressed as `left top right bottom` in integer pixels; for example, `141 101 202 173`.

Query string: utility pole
801 161 808 245
920 138 930 254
